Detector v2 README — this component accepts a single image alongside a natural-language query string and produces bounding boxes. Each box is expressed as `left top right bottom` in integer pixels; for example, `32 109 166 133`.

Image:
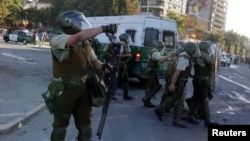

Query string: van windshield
144 28 159 47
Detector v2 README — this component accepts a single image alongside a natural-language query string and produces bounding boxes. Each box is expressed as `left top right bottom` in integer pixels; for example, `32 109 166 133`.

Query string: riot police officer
155 42 201 128
103 33 133 100
186 41 219 127
142 40 175 108
49 10 117 141
117 33 133 100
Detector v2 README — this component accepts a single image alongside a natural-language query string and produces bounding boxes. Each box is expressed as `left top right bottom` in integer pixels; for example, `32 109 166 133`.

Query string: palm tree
224 30 238 54
205 30 224 43
166 11 187 40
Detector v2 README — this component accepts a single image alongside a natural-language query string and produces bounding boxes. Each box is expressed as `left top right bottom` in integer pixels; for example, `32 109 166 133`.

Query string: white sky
226 0 250 38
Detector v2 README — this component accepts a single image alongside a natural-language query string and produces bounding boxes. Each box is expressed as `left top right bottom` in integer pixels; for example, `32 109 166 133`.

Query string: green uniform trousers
163 86 186 122
187 76 212 124
161 79 187 122
50 85 93 141
144 70 161 101
117 63 129 95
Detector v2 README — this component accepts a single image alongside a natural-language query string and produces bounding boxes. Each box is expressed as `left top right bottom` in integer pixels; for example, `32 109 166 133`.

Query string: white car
220 54 231 66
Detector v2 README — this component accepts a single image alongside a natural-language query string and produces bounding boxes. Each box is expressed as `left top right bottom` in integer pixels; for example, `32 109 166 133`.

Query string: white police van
87 15 178 83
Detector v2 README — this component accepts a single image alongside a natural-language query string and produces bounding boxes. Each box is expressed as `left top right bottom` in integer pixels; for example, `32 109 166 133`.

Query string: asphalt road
0 41 250 141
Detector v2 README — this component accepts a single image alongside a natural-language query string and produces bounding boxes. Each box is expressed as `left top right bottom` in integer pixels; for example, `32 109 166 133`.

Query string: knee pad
77 123 93 141
50 127 67 141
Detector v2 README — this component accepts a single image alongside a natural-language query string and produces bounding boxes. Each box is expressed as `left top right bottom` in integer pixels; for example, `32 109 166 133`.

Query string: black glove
101 24 118 34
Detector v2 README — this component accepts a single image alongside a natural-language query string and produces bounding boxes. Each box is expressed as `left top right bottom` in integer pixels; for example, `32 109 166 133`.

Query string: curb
0 103 46 135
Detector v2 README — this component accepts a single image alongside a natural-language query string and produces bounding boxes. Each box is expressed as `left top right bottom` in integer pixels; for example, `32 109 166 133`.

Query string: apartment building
22 0 51 9
139 0 228 39
187 0 228 31
140 0 187 17
210 0 228 31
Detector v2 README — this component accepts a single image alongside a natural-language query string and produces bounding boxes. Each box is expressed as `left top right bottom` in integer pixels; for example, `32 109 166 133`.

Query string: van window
162 31 175 48
144 28 159 47
126 30 136 42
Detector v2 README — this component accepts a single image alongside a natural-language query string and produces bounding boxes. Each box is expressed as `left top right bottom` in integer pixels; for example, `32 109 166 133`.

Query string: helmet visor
71 14 92 31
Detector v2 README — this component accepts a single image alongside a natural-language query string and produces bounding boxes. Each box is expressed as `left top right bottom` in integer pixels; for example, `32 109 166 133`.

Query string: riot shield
209 42 222 98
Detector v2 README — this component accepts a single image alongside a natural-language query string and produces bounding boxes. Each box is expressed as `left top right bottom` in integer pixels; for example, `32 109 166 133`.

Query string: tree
224 30 238 54
0 0 23 27
0 0 11 25
205 30 224 43
166 11 187 40
44 0 140 29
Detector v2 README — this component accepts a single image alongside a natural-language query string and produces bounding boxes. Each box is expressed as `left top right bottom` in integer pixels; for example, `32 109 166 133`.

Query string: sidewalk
0 48 51 135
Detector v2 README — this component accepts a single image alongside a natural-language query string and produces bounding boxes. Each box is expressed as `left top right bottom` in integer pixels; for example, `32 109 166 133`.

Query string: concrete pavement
0 43 51 135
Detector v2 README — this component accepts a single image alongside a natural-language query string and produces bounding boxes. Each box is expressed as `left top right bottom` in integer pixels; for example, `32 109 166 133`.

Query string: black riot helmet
152 40 165 48
175 41 185 55
184 42 201 57
176 41 185 49
57 10 92 34
199 41 212 54
119 33 132 43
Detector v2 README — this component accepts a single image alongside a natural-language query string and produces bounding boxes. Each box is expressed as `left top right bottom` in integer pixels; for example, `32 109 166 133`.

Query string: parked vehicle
3 30 35 45
87 15 178 83
220 53 231 66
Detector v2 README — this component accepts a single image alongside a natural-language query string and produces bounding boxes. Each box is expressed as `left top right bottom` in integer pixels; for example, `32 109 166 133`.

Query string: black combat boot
142 98 155 108
123 95 133 100
173 120 187 128
123 91 133 100
205 120 219 127
186 116 199 125
155 105 164 121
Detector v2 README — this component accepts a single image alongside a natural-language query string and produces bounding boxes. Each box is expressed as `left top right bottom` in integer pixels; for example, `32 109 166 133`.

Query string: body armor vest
178 54 192 79
52 42 91 82
106 43 113 55
194 57 211 77
120 43 130 62
147 49 158 69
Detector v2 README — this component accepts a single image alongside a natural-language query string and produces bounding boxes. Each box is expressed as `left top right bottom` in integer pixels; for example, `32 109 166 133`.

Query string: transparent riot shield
209 42 222 98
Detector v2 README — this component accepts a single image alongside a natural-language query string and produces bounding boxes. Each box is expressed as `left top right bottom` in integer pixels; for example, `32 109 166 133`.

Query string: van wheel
23 40 27 45
4 37 9 42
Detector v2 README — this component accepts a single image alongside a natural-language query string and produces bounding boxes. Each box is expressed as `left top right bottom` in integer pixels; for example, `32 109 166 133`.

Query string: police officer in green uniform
117 33 133 100
155 42 201 128
49 10 117 141
103 32 118 64
142 40 175 108
186 41 219 127
160 41 185 112
102 32 118 96
103 33 133 100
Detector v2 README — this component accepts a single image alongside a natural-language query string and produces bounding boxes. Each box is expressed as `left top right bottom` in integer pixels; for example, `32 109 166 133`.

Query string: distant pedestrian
248 56 250 68
39 31 46 46
32 31 39 45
